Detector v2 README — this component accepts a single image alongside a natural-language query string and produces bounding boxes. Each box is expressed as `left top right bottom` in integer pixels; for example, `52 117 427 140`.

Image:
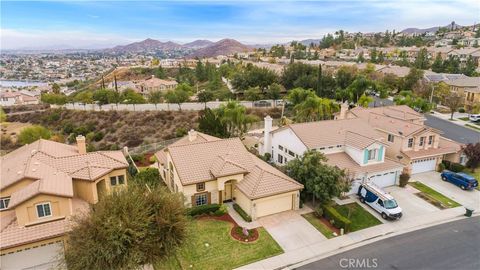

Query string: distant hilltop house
154 130 303 220
108 75 178 97
259 105 464 194
0 90 40 106
0 137 129 269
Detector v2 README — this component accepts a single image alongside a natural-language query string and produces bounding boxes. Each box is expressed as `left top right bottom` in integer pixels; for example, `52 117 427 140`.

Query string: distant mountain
401 22 463 34
189 39 251 58
107 38 184 53
183 40 214 49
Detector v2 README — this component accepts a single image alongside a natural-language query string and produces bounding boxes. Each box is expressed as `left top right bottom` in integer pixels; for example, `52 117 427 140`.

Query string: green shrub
449 163 465 173
458 108 466 113
214 204 228 216
322 205 351 232
18 125 52 145
131 154 144 162
233 203 252 222
187 204 220 216
437 162 446 172
149 155 157 164
132 168 160 188
399 172 410 187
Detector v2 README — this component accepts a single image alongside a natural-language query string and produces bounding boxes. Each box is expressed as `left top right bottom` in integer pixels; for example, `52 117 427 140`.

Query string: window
277 154 284 164
377 200 384 207
368 149 377 160
36 203 52 218
408 138 414 148
319 147 325 150
110 175 125 186
195 193 208 206
0 197 10 210
278 145 284 151
337 145 342 148
288 150 295 157
428 135 434 145
196 182 205 192
419 137 425 146
388 134 394 142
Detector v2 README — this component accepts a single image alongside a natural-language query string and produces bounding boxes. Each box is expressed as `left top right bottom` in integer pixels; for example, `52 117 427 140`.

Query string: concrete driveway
413 171 480 209
257 210 327 251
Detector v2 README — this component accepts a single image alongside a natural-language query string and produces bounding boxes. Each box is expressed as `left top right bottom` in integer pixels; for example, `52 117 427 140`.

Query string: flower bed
231 226 259 242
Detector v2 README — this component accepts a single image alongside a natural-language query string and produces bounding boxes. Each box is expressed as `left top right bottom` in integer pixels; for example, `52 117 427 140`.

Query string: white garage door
370 171 397 188
412 158 436 174
1 242 64 270
256 194 293 218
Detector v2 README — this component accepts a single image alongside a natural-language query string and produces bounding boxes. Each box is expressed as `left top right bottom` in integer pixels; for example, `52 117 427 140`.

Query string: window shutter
377 146 383 161
207 192 211 204
363 149 369 164
191 195 195 206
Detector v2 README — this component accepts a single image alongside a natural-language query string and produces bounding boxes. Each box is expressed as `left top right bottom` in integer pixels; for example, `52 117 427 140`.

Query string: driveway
413 171 480 209
424 114 480 144
257 210 327 251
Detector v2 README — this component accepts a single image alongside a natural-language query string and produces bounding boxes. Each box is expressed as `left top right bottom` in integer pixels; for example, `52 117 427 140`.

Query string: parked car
358 182 402 220
469 114 480 122
253 100 272 107
440 170 478 190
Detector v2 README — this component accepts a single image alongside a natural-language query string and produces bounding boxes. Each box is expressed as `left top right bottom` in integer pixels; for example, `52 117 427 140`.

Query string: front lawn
302 213 336 239
333 203 382 232
410 182 461 208
464 168 480 190
155 218 283 270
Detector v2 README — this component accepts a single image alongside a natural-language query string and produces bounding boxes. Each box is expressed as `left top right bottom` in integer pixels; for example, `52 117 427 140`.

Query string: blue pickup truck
440 171 478 190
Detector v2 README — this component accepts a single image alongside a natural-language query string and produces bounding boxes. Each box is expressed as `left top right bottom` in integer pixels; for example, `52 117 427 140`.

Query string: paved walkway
225 203 260 229
236 205 470 270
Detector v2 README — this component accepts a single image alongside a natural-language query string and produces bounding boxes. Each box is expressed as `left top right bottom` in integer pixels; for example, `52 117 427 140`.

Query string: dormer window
408 138 414 148
36 202 52 218
196 182 205 192
388 134 394 142
0 197 10 210
419 137 425 146
428 135 434 145
367 149 377 160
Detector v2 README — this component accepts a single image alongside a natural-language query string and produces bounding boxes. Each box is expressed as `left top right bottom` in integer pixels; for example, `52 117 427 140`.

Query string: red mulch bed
196 213 259 242
134 152 155 167
319 216 341 235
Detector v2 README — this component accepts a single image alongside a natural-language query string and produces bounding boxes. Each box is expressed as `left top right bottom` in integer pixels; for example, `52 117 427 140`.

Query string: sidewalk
236 206 473 270
430 111 470 127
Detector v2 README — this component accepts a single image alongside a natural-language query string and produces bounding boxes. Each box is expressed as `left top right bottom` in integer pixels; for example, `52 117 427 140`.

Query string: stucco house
259 105 463 194
154 131 303 220
0 136 128 269
136 75 178 96
445 77 480 110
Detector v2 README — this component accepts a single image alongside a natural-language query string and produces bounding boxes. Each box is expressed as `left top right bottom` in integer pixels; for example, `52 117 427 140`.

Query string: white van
469 114 480 122
358 183 402 220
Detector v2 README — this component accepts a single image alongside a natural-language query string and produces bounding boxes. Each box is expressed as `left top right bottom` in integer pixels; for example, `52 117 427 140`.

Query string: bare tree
443 93 464 120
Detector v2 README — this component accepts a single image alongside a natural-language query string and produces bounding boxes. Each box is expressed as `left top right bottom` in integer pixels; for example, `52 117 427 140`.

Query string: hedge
233 203 252 222
323 205 351 233
442 160 465 173
187 204 220 216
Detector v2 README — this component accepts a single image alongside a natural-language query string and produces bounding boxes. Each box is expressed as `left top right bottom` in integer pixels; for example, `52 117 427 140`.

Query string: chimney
188 129 197 142
76 135 86 154
339 102 349 120
263 116 273 155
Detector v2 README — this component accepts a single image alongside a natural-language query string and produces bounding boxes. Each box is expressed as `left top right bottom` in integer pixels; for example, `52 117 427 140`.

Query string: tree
93 89 113 109
443 92 464 120
413 48 429 70
463 143 480 169
0 108 6 122
462 56 477 76
198 108 229 138
394 90 433 112
336 65 358 89
122 89 146 111
433 82 450 103
346 75 371 103
131 168 161 188
358 94 373 108
41 93 67 105
431 53 444 73
75 91 94 109
286 150 350 205
197 90 214 109
402 68 424 91
64 184 187 270
18 125 51 145
244 86 263 102
155 65 166 79
165 87 191 111
148 91 163 110
286 87 316 107
218 101 259 137
294 96 338 122
265 83 283 101
51 83 61 94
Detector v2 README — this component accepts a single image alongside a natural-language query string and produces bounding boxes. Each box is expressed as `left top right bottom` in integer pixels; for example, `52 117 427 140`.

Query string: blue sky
1 0 479 49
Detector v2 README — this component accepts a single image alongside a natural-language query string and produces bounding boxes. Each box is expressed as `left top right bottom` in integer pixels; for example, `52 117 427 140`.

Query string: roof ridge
250 167 264 197
97 151 127 165
169 137 240 149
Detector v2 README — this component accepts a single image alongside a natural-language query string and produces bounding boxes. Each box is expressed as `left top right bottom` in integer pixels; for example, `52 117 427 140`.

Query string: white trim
35 202 52 218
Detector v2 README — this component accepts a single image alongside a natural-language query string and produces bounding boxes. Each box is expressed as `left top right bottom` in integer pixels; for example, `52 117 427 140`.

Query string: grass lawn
458 117 469 121
333 203 382 232
410 182 461 208
463 168 480 190
465 124 480 131
302 213 336 239
155 218 283 270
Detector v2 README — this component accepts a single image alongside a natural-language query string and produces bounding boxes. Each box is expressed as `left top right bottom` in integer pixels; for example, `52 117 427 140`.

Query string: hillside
183 39 214 49
189 39 251 58
107 38 184 53
401 22 463 34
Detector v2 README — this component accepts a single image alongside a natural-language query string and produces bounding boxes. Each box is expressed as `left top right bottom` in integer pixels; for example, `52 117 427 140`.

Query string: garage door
369 171 397 188
256 194 293 218
412 158 436 174
1 242 64 270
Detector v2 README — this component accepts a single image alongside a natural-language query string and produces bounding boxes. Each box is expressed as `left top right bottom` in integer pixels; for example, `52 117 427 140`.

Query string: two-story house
445 77 480 111
259 115 404 194
343 105 464 174
0 136 128 270
154 130 303 220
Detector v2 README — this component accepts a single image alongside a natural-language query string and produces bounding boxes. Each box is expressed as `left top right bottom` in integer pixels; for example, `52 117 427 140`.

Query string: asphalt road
424 114 480 144
297 217 480 270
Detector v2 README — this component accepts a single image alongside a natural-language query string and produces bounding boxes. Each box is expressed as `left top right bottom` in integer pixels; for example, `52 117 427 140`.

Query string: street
297 217 480 270
424 114 480 144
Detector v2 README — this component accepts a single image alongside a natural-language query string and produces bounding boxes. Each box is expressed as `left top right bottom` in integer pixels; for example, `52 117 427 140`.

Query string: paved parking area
413 171 480 209
257 210 327 251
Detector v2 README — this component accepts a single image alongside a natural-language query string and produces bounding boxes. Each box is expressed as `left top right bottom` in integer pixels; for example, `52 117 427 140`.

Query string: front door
224 182 233 202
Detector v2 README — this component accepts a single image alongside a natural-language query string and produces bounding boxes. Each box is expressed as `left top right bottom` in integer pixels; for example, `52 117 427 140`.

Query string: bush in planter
399 172 410 187
458 108 465 113
314 206 323 218
437 162 446 172
449 163 465 173
233 203 252 222
149 155 157 164
322 205 351 232
214 204 228 216
187 204 220 216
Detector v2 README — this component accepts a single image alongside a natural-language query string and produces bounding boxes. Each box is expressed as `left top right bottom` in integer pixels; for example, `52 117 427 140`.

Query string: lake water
0 80 48 87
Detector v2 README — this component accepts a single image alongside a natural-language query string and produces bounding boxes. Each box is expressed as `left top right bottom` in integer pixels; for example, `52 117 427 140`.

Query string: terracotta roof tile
325 152 404 178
